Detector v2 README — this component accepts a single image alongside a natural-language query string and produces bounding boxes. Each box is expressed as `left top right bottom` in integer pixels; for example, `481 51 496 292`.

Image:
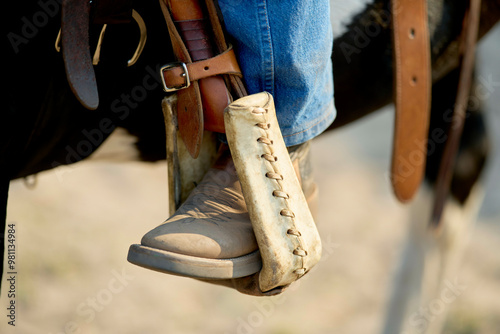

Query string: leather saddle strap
61 0 99 110
390 0 431 202
160 0 203 158
61 0 133 110
430 0 482 228
162 47 242 86
203 0 247 99
161 0 235 158
170 0 231 134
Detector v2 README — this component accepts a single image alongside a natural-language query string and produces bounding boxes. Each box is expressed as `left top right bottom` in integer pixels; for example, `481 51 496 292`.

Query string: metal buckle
55 9 148 67
55 10 147 67
160 62 191 92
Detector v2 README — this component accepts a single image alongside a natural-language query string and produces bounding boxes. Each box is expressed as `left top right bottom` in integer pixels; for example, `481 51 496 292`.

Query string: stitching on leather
252 106 307 278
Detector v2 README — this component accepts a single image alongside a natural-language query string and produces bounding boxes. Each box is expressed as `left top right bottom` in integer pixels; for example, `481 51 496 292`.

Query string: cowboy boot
129 146 261 279
127 141 317 284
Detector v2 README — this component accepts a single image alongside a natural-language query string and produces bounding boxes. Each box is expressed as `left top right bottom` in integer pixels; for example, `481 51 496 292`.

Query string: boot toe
141 216 257 259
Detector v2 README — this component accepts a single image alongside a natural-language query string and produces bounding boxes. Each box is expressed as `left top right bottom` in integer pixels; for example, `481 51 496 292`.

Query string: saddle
58 0 481 293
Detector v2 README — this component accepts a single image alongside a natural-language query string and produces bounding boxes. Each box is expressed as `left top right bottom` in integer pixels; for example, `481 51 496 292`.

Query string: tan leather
168 0 231 134
224 92 321 292
160 0 243 157
431 0 482 228
143 137 319 262
390 0 431 202
167 0 204 19
128 143 263 281
202 0 248 99
160 0 205 158
132 93 319 295
142 149 259 260
161 47 242 87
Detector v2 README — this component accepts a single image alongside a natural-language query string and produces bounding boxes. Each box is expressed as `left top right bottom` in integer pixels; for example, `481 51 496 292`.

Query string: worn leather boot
128 141 316 281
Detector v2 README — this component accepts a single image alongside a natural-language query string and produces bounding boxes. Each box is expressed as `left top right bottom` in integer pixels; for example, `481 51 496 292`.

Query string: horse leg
382 67 490 334
383 182 484 334
381 184 427 334
421 187 484 334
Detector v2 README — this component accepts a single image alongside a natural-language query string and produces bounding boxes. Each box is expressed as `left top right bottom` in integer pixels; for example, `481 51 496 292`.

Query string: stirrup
225 92 322 292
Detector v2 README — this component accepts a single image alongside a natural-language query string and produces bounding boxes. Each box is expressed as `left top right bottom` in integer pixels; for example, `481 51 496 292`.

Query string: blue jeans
218 0 336 146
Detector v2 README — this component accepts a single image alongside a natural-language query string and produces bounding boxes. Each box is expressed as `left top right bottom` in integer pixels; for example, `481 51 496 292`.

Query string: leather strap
61 0 99 110
93 0 134 25
160 0 203 158
431 0 482 228
203 0 247 99
161 0 239 158
390 0 431 202
61 0 134 110
161 47 242 88
170 0 231 135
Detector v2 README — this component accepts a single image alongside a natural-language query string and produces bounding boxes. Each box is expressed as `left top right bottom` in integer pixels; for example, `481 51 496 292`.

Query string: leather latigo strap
390 0 432 202
431 0 482 228
162 48 241 87
160 0 246 158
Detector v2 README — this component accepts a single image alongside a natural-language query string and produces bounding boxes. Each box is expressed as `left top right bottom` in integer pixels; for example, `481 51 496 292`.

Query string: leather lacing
252 106 308 277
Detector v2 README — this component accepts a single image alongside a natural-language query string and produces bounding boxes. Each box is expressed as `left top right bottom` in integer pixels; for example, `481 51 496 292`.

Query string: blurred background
2 5 500 334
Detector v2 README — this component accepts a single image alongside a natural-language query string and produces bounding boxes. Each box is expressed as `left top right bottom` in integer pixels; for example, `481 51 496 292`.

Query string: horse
2 0 499 333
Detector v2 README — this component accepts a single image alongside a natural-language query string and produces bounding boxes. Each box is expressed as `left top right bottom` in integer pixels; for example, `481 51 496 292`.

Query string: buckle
55 10 147 68
160 62 191 92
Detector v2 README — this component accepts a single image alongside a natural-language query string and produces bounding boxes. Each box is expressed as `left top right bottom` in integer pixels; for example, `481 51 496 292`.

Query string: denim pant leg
218 0 336 146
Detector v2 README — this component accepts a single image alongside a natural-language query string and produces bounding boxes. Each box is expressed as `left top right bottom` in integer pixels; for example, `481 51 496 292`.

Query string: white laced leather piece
224 92 322 292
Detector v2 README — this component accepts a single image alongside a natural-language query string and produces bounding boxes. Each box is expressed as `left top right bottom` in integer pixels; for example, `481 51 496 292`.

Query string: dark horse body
2 0 499 182
1 1 500 328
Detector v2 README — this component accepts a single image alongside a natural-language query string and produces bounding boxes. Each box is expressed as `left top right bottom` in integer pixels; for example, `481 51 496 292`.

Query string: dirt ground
2 16 500 334
2 106 500 334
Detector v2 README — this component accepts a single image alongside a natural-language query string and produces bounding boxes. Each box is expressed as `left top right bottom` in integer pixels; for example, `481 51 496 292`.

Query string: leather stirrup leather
159 0 247 158
390 0 432 202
